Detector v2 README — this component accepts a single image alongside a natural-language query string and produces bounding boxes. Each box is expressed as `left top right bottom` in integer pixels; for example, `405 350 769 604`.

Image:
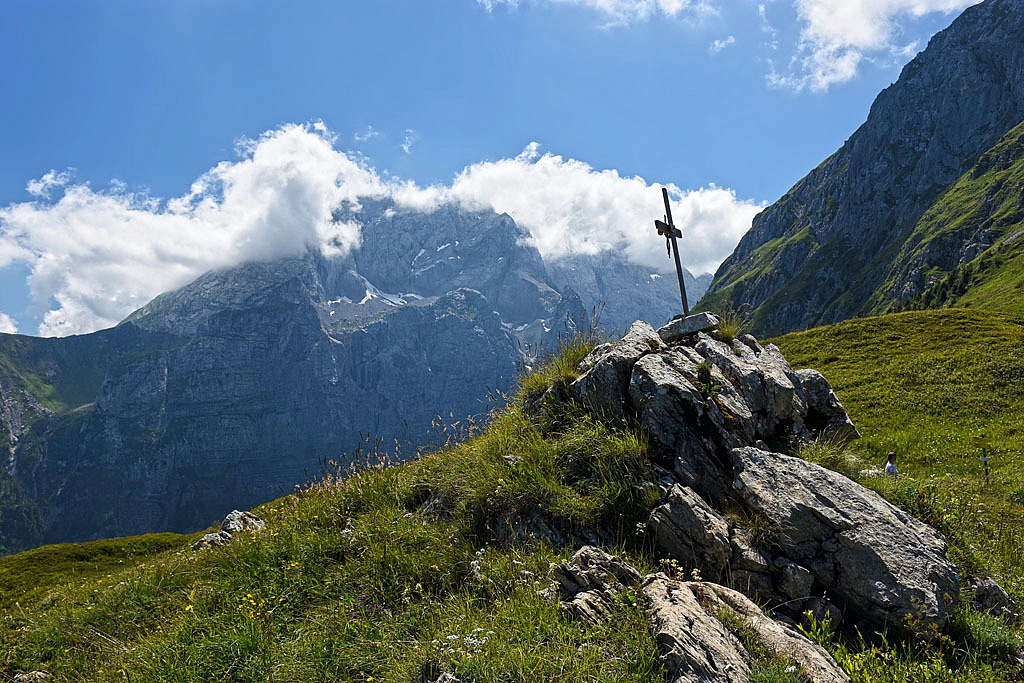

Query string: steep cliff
702 0 1024 335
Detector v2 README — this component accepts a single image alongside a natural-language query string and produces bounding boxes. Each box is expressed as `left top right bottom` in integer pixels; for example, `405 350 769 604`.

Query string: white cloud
709 35 736 53
395 142 762 277
0 314 17 334
1 123 385 337
354 125 382 143
26 169 73 198
773 0 980 90
1 126 760 337
401 129 419 154
477 0 717 24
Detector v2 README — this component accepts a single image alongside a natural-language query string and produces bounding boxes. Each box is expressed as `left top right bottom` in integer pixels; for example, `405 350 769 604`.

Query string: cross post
654 187 690 316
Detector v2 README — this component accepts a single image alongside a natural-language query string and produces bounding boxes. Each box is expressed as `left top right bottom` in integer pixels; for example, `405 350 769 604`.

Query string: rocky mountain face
702 0 1024 335
0 201 702 553
546 252 710 333
523 314 961 664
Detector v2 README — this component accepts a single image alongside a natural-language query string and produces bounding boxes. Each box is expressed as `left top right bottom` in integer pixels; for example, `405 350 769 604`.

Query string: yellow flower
184 604 193 612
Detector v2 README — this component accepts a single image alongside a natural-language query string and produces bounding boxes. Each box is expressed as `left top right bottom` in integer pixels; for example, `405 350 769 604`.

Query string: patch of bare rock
528 312 962 637
544 546 849 682
192 509 266 549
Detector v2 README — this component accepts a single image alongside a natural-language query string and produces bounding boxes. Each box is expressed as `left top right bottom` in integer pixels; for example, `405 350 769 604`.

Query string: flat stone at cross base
657 312 722 342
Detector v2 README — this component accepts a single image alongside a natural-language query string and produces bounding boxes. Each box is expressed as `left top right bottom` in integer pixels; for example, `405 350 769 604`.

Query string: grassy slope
1 312 1023 681
774 309 1024 593
0 532 198 609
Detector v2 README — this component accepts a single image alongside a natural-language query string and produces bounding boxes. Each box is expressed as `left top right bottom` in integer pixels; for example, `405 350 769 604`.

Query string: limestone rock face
546 251 711 333
648 485 730 580
570 321 660 419
2 200 593 551
641 574 752 682
732 447 959 630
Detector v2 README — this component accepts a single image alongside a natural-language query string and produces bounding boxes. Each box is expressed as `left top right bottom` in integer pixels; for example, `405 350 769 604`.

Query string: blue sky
0 0 978 335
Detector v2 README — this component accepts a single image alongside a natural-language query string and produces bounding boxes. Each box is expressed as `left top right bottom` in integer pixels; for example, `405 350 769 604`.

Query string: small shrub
715 302 752 343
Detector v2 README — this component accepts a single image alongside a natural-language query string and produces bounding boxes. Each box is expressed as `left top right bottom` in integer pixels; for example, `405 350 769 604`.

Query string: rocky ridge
702 0 1024 335
524 312 961 675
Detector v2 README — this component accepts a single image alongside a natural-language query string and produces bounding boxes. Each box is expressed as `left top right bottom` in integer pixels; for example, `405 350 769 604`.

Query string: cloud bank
773 0 982 90
0 314 17 334
475 0 979 90
0 123 383 336
394 142 761 276
1 125 760 337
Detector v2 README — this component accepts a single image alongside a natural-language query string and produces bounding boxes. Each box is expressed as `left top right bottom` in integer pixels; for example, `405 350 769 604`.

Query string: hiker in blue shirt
885 452 899 477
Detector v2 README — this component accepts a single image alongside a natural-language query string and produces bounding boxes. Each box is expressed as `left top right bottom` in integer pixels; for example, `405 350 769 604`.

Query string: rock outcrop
545 547 848 681
544 546 642 625
193 510 266 550
642 573 849 683
539 313 959 634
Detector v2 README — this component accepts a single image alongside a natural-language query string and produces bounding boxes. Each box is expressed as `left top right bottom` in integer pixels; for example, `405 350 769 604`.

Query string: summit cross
654 187 690 316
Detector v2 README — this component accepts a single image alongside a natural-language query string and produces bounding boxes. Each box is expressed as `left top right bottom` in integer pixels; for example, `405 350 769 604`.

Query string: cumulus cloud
0 314 17 334
26 169 73 199
395 142 762 276
772 0 980 90
476 0 717 23
1 126 760 337
1 123 385 336
709 35 736 53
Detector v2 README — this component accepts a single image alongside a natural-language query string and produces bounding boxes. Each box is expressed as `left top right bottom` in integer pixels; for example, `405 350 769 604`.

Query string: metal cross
654 187 690 316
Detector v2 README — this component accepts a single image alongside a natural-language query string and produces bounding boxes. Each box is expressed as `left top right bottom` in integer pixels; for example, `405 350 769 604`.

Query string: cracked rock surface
539 315 959 633
732 446 958 630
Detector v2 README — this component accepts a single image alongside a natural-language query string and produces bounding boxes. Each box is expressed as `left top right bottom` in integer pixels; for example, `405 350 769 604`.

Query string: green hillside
885 120 1024 316
2 310 1024 681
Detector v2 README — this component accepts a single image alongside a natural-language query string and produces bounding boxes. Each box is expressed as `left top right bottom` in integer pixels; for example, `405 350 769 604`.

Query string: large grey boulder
796 369 861 442
648 484 731 580
731 447 959 631
569 321 660 419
